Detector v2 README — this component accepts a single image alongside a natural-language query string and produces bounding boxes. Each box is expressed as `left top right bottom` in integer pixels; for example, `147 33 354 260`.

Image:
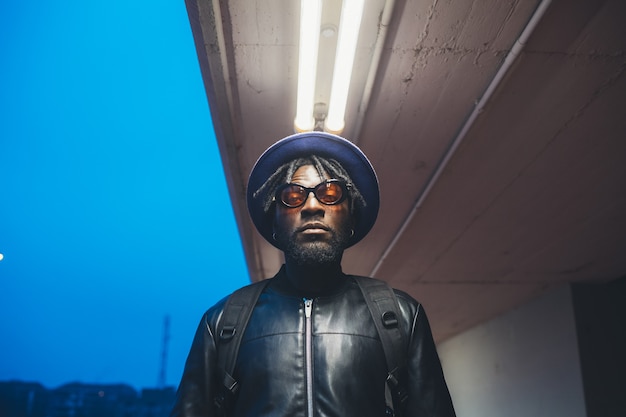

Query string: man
171 132 455 417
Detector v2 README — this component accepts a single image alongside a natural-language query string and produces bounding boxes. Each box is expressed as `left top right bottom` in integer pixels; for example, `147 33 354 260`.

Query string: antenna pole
158 315 170 388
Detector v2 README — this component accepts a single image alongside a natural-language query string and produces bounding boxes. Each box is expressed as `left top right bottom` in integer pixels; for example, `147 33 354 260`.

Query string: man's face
273 164 354 266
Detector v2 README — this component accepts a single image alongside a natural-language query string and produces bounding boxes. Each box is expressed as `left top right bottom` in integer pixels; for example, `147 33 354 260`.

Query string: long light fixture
293 0 323 133
325 0 365 134
294 0 365 135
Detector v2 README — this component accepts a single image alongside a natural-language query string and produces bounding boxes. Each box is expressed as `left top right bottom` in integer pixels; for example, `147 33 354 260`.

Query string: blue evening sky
0 0 250 390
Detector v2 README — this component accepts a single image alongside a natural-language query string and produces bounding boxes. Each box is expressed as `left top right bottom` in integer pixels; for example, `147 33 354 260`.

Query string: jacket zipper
304 298 313 417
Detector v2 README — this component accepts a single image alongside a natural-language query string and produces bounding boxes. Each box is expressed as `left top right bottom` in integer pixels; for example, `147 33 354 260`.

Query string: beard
276 223 352 268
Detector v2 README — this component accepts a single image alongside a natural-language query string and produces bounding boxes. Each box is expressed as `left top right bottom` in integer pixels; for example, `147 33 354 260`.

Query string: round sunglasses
275 179 351 208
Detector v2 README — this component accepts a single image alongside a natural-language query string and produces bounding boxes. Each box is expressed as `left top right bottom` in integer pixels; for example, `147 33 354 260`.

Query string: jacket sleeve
170 312 219 417
404 303 456 417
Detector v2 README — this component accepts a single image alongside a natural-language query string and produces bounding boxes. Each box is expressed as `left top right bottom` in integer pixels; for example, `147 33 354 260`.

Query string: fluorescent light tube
325 0 365 135
294 0 322 132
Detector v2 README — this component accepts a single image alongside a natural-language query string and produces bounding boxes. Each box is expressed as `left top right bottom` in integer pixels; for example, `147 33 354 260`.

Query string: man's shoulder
208 279 272 314
348 275 421 308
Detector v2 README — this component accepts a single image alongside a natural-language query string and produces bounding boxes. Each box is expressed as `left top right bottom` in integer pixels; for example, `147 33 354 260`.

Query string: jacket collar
269 264 351 298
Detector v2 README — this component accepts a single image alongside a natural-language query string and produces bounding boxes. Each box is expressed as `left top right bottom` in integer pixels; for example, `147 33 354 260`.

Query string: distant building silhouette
0 380 175 417
0 381 48 417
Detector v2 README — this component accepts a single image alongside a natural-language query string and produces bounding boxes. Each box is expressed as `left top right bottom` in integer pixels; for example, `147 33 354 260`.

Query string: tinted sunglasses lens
315 182 344 204
280 185 307 207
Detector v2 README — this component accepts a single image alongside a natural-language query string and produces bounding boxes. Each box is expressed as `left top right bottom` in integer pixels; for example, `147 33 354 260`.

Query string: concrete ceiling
185 0 626 342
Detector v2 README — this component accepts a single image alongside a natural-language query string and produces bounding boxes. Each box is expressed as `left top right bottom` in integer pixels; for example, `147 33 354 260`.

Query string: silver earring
272 232 277 241
350 229 355 237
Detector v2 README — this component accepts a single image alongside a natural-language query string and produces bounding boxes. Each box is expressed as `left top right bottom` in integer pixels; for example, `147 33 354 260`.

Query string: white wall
438 285 587 417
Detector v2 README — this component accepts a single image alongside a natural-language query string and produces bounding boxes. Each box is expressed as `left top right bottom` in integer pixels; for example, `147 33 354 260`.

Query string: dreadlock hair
252 155 367 215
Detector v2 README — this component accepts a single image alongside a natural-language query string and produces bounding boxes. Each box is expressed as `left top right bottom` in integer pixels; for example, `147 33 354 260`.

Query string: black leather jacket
171 267 455 417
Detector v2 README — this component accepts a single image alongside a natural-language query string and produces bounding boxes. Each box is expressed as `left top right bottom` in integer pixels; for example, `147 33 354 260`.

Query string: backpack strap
354 276 409 416
214 279 270 415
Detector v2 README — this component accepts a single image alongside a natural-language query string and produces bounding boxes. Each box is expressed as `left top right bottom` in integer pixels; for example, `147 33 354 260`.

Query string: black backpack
213 276 409 416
